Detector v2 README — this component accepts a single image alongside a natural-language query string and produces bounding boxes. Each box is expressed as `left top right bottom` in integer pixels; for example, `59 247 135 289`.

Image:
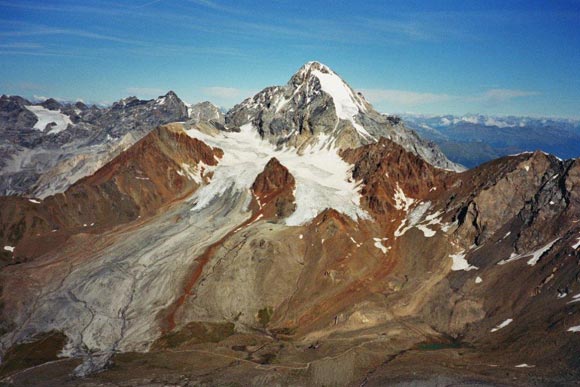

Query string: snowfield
186 123 370 226
25 105 72 133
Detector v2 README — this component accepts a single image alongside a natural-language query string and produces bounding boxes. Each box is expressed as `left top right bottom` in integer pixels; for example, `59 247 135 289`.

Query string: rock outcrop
251 157 296 219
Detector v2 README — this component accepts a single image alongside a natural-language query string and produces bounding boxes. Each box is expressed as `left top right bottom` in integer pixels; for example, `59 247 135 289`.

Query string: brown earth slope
1 132 579 386
0 123 222 264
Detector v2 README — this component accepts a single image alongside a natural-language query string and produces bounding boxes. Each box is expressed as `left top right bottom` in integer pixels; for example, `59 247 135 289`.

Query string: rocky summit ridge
227 61 461 171
0 62 578 386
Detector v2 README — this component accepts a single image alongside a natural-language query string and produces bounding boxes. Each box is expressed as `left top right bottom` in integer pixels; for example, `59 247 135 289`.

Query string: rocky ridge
0 93 223 198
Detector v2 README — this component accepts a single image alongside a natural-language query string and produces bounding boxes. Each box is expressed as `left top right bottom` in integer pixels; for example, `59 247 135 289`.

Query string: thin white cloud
361 88 540 107
0 42 43 49
477 88 540 102
186 0 246 15
360 89 454 106
0 26 146 46
201 86 248 100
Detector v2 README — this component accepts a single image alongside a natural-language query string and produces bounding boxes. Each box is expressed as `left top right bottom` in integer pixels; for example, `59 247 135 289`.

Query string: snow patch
450 251 478 271
373 237 390 254
475 276 483 284
3 246 15 252
514 363 535 368
490 318 513 332
416 224 436 237
415 210 442 237
393 183 415 212
349 236 362 247
568 325 580 332
28 199 41 204
527 238 560 266
572 237 580 249
395 201 431 237
25 105 72 134
497 238 560 266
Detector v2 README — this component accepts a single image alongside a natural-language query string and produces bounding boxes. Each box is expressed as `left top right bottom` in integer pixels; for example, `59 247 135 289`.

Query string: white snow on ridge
491 318 513 332
25 105 72 134
527 238 560 266
311 69 375 140
568 325 580 332
572 237 580 249
497 238 560 266
186 123 369 226
3 246 14 252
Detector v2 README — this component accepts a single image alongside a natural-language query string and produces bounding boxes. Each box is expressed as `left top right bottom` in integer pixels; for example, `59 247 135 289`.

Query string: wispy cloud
361 88 540 108
201 86 250 100
2 81 46 91
0 42 43 49
477 88 540 103
0 1 128 16
360 89 454 106
0 26 146 45
0 49 83 58
186 0 247 15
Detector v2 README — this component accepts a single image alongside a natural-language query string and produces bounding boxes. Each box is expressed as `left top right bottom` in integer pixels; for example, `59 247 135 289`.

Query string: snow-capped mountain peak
225 61 461 171
289 61 368 116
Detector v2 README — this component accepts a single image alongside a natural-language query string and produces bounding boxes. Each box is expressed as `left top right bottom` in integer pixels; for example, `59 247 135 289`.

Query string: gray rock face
0 95 38 138
226 61 462 171
0 91 190 197
188 101 224 125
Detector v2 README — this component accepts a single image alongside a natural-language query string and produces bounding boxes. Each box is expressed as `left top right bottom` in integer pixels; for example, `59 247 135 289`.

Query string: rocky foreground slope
0 63 579 386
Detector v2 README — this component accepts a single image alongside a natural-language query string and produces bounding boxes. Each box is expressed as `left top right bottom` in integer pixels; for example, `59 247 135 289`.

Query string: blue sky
0 0 579 117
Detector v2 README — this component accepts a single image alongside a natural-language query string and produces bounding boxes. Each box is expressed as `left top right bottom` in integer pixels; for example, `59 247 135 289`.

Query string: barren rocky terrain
0 62 579 386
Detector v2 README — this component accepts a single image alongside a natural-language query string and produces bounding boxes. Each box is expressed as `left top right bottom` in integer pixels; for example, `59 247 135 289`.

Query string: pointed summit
290 61 334 85
225 61 462 171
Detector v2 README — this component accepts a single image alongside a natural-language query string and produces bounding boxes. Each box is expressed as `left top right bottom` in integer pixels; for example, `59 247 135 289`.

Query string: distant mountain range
402 113 580 168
